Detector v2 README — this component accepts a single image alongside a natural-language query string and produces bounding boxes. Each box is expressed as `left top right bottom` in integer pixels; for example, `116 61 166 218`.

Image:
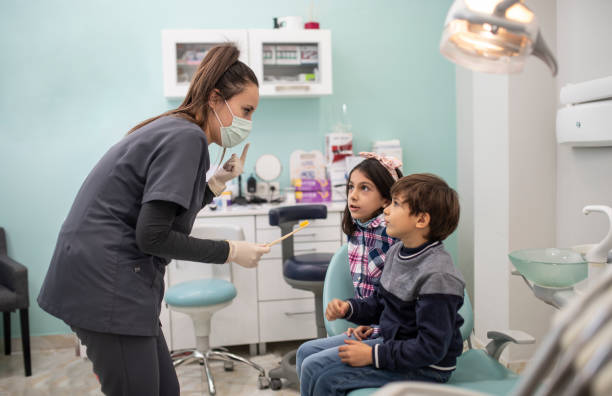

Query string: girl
37 44 270 396
296 152 402 390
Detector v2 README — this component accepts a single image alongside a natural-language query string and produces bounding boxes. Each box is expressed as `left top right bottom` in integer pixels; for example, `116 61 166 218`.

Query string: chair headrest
269 205 327 226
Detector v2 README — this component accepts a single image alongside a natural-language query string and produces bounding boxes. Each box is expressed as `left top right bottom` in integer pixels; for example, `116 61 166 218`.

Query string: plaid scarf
348 213 397 299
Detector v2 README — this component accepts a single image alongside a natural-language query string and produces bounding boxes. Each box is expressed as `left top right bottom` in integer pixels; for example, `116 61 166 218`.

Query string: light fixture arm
493 0 522 17
532 31 558 76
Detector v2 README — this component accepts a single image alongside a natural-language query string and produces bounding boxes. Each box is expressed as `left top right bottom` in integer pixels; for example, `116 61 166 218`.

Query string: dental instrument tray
508 248 587 288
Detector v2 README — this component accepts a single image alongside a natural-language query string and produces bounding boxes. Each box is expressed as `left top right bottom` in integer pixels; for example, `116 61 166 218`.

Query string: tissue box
295 190 332 203
292 178 331 192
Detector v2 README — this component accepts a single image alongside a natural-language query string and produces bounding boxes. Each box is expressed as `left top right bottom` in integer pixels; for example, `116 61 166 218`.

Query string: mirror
255 154 282 181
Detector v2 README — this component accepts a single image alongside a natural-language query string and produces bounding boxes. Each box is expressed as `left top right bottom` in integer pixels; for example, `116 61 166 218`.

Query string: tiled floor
0 338 302 396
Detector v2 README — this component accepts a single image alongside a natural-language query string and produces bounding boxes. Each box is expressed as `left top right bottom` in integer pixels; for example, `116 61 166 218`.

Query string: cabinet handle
275 85 311 92
295 248 316 253
295 233 316 237
284 311 314 316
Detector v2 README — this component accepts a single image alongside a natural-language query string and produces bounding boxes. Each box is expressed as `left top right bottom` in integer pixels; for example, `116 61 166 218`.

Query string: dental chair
267 204 334 390
165 225 269 395
323 245 535 396
370 262 612 396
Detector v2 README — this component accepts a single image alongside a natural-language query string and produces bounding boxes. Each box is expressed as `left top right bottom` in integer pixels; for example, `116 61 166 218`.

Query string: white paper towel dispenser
556 76 612 147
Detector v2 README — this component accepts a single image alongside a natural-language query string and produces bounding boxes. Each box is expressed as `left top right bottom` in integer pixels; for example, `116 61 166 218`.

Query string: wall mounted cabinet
162 29 332 98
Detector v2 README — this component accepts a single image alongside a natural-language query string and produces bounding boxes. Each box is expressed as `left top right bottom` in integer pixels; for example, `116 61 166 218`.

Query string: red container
304 21 320 29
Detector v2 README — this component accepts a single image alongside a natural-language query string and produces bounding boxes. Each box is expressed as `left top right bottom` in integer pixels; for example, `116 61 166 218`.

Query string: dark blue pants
73 326 179 396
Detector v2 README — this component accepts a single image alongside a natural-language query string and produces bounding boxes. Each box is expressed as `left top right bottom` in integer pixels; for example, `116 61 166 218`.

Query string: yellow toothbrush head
299 220 309 228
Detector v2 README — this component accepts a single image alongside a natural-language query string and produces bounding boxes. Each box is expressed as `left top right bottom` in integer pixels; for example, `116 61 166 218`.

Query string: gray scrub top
38 116 210 336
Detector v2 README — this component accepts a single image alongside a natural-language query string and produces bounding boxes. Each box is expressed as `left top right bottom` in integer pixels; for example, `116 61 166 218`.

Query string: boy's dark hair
390 173 460 241
342 158 403 236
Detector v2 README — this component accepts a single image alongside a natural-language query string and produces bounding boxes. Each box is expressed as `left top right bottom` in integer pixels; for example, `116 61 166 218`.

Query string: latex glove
345 326 374 341
326 298 350 321
208 144 249 196
226 240 270 268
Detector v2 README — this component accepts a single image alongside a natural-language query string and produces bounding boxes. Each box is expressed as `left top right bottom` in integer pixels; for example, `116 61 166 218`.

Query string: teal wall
0 0 456 337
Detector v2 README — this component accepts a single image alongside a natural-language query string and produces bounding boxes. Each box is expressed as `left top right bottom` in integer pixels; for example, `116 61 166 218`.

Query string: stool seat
283 253 333 282
165 279 237 308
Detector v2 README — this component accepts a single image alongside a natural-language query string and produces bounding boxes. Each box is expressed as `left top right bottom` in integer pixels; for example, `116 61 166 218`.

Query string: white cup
277 16 303 30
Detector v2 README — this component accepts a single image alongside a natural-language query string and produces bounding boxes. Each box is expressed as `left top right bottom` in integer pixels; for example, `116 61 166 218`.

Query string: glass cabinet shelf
249 29 332 97
162 30 248 98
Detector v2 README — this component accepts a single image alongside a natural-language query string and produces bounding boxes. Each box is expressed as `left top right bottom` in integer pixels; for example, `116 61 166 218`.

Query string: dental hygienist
37 44 269 396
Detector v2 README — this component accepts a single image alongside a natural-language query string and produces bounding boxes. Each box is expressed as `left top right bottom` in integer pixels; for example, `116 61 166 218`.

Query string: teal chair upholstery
322 244 532 396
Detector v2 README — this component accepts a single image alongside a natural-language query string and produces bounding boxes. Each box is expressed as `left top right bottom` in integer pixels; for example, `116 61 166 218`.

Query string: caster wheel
258 376 270 389
223 361 234 371
270 378 282 391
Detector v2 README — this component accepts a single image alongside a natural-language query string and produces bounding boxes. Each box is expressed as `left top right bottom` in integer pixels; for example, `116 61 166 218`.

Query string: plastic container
508 248 588 288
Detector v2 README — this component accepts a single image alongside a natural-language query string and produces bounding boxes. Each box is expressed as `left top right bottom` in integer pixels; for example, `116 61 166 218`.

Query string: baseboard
0 334 76 352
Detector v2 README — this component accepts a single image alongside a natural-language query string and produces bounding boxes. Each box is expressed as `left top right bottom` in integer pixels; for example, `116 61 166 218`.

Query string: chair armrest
0 254 29 309
485 330 535 361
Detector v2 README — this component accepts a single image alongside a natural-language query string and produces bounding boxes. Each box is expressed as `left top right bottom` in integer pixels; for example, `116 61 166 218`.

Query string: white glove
208 144 249 196
226 240 271 268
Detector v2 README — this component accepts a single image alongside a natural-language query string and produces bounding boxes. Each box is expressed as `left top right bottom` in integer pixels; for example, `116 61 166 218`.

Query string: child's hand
326 299 349 321
346 326 373 341
338 339 373 367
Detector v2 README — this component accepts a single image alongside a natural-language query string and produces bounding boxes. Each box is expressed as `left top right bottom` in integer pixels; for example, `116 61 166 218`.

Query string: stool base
171 346 270 395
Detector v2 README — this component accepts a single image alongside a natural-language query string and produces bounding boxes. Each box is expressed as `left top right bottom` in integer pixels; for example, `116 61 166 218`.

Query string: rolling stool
267 204 333 390
165 225 269 395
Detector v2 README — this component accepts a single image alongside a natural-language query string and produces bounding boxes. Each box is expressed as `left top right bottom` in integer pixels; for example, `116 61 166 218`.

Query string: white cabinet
161 29 249 98
249 29 332 97
162 205 343 353
161 29 332 98
162 215 258 351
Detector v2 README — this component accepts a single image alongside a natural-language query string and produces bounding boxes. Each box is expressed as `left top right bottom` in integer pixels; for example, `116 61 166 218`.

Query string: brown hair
127 44 258 134
390 173 460 241
342 158 403 236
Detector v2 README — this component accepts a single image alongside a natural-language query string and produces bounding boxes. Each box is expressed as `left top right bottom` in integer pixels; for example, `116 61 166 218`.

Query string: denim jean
297 334 451 396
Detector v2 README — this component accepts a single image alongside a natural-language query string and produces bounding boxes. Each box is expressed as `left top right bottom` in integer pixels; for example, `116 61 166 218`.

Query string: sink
509 248 587 288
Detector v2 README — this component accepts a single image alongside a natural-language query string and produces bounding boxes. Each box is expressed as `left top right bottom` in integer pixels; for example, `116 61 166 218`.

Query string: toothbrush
266 221 310 247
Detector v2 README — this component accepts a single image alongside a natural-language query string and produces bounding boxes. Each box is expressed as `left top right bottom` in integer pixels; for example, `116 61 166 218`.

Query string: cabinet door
166 215 258 350
162 29 249 98
248 29 332 97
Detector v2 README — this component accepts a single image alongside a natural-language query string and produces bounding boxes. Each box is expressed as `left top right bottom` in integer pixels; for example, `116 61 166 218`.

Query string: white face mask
213 99 252 148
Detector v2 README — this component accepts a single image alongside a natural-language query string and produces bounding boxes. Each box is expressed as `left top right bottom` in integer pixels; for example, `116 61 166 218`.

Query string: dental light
440 0 557 76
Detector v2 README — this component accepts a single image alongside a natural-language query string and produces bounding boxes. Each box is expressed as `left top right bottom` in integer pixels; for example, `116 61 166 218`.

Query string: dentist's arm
136 199 269 267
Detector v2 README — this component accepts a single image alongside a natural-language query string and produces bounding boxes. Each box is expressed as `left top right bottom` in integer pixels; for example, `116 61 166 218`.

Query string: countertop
197 201 346 217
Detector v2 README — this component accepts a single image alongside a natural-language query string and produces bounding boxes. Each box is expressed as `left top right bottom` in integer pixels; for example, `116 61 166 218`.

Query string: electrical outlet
256 182 269 197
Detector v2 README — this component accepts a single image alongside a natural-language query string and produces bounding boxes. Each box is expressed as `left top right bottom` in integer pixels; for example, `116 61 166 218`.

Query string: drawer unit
257 225 341 245
259 299 318 342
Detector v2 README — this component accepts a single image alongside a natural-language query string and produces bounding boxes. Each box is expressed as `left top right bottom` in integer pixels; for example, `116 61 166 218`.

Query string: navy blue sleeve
345 291 384 325
374 294 463 371
135 200 229 263
142 129 205 211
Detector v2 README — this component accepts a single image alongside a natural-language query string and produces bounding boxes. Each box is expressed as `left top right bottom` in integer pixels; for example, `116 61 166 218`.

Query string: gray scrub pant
73 326 180 396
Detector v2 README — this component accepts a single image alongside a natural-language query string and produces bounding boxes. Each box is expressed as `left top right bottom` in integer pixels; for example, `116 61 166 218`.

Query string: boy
300 173 464 395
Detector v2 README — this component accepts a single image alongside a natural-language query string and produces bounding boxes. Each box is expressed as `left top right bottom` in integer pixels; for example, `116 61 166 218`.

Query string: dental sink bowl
509 248 587 288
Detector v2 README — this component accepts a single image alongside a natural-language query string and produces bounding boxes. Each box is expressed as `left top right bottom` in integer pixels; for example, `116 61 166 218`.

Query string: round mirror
255 154 282 181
